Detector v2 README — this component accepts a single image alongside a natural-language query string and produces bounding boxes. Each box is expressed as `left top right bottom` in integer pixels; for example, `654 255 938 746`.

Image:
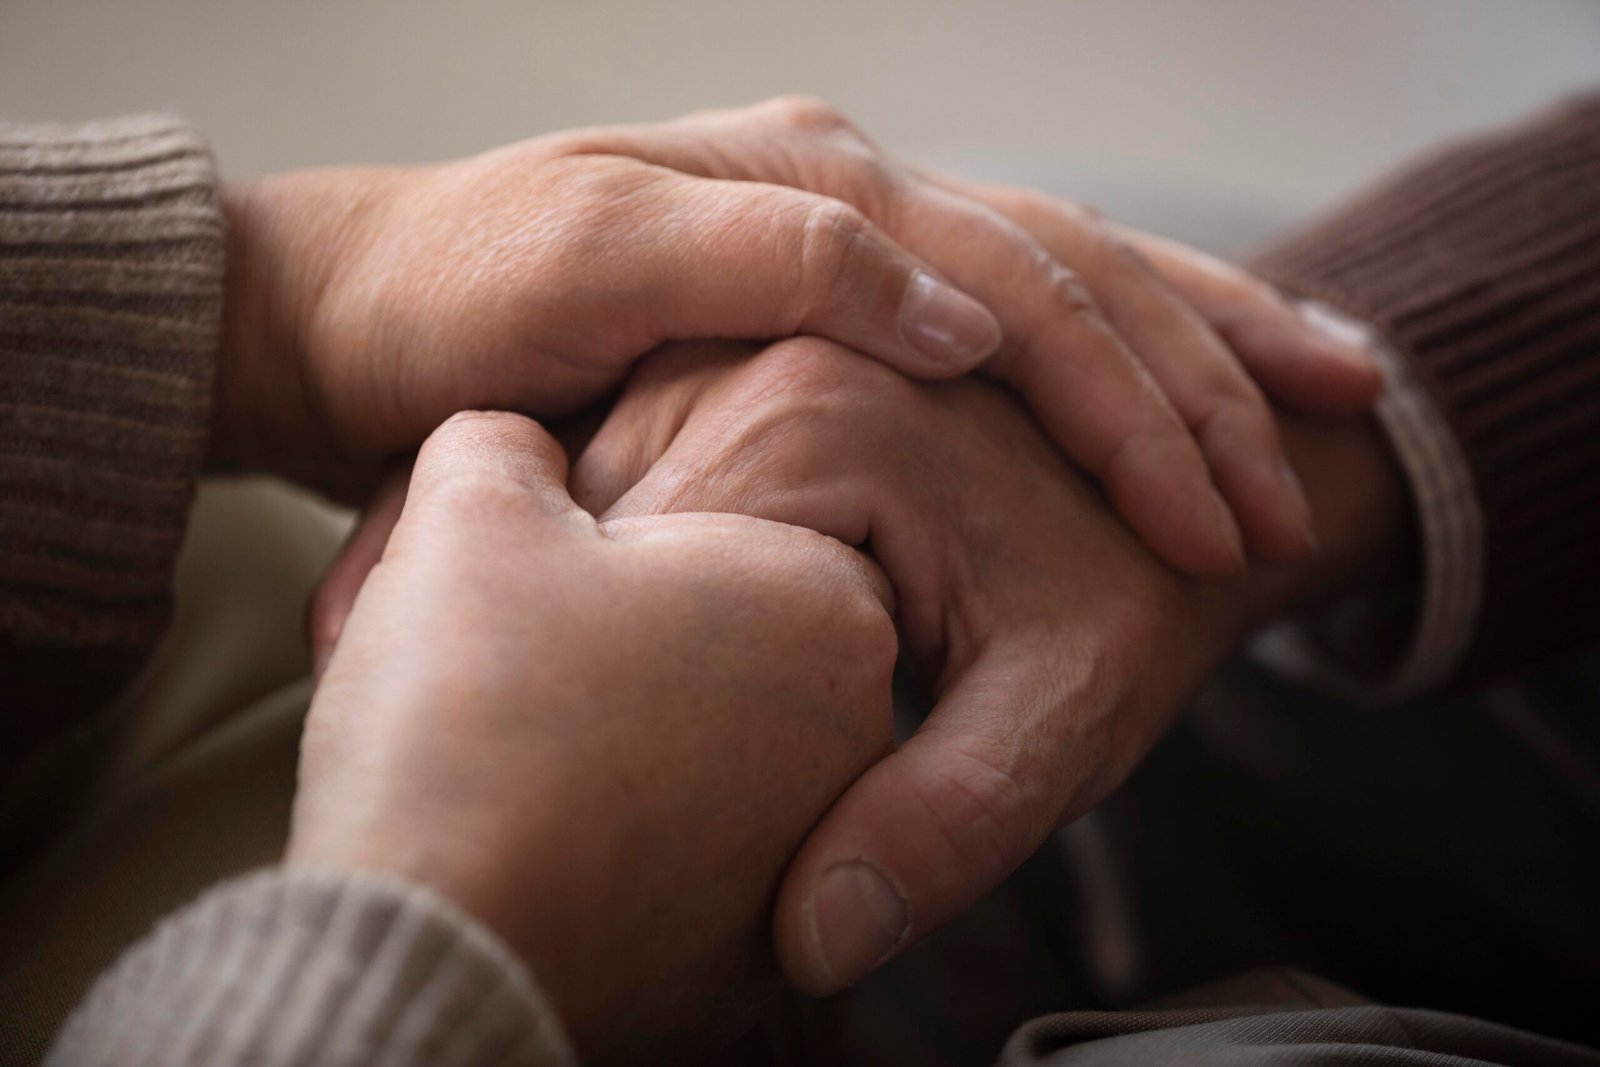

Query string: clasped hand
291 411 900 1060
302 338 1403 1058
274 99 1398 1056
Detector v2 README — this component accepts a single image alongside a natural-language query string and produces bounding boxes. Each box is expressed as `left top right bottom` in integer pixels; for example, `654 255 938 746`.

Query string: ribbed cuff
46 867 576 1067
1250 93 1600 684
1254 305 1484 700
0 115 223 762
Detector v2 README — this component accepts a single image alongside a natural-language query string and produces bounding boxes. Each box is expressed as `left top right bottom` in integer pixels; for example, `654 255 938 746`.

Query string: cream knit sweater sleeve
0 116 573 1066
47 869 576 1067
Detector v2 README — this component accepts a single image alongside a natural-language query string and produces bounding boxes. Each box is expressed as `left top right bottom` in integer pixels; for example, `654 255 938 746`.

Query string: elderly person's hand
568 339 1407 993
310 337 1405 996
500 338 1396 995
288 411 899 1059
215 97 1377 572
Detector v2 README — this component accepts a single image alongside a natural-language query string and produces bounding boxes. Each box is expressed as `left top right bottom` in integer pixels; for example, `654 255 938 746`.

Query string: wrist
284 765 614 1043
212 178 309 476
212 168 403 494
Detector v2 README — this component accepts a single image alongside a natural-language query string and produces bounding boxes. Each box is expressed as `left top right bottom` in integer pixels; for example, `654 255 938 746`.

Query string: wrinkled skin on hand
307 333 1405 1025
567 338 1252 993
217 96 1378 571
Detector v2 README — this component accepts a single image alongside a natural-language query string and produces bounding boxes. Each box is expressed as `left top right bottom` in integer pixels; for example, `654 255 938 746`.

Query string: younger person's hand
289 411 899 1059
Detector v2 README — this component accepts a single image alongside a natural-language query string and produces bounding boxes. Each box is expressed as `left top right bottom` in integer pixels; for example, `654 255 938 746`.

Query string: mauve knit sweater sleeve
1250 92 1600 681
0 115 221 778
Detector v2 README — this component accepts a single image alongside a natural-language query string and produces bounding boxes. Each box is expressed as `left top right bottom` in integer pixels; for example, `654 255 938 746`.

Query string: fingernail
1298 301 1376 366
806 860 909 988
900 271 1002 370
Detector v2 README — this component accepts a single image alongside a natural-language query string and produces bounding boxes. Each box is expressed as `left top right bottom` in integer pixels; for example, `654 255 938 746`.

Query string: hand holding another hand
307 314 1403 1021
216 97 1376 574
286 99 1402 1045
559 337 1407 994
288 412 899 1058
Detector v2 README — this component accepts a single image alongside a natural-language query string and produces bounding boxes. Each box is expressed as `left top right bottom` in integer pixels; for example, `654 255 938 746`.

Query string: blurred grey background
3 0 1597 254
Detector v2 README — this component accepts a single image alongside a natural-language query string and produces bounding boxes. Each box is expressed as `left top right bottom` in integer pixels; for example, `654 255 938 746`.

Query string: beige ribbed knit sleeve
0 115 222 778
1251 93 1600 686
47 868 577 1067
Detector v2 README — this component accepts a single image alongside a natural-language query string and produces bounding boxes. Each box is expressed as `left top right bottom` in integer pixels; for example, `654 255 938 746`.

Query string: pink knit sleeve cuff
1253 303 1484 701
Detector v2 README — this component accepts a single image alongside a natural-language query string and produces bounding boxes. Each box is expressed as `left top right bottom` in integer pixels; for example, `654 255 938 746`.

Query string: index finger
306 464 409 682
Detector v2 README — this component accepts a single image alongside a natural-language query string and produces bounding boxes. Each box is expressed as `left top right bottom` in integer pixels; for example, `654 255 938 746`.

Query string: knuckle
986 184 1090 232
1045 263 1102 319
753 335 894 405
1100 229 1154 276
818 552 897 653
533 156 650 261
995 186 1060 229
918 741 1042 881
996 185 1100 228
849 615 900 722
418 412 539 502
797 195 872 300
721 338 914 477
431 408 530 445
1099 420 1181 486
1075 201 1109 229
421 411 486 460
1187 340 1272 411
797 550 898 745
765 94 854 134
1062 205 1144 277
540 152 639 201
857 604 899 673
1199 389 1277 452
756 96 893 210
1220 371 1272 414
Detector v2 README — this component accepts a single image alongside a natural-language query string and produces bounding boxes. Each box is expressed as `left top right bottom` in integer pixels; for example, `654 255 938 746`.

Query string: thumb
772 641 1096 996
623 169 1003 380
406 410 579 516
309 412 580 680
